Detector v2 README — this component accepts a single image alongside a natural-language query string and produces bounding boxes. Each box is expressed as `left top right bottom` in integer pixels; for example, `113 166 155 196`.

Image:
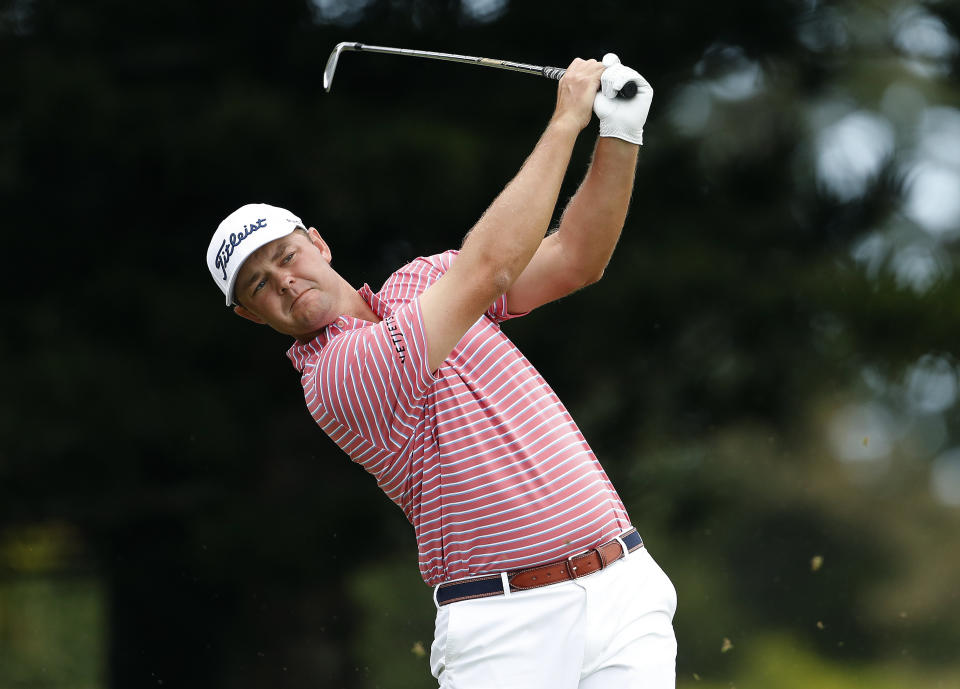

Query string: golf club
323 42 638 100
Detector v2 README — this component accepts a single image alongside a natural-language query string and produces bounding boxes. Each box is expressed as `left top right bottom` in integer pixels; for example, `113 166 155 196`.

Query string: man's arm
504 137 639 314
418 59 605 372
506 54 653 313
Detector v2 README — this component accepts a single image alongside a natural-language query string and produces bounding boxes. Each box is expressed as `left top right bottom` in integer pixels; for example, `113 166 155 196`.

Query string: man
206 55 676 688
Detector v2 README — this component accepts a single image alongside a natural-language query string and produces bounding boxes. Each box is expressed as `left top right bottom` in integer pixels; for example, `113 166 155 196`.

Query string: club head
323 42 360 92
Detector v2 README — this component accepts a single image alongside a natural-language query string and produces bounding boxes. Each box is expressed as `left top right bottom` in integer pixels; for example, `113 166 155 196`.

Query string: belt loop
614 535 630 560
500 572 512 598
433 584 441 609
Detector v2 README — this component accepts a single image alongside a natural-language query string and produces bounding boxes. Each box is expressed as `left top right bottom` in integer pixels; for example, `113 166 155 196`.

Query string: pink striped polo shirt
286 250 631 586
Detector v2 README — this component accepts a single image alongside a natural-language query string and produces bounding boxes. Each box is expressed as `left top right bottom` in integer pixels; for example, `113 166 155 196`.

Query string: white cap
207 203 305 306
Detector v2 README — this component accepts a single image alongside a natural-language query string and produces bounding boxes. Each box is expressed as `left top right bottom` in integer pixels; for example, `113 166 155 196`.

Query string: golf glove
593 53 653 145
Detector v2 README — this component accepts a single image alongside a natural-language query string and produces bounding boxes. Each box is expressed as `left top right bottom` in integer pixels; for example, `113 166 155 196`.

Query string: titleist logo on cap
208 203 304 306
215 218 267 281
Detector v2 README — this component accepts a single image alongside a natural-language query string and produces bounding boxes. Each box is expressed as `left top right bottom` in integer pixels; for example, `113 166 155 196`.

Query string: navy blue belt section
434 529 644 606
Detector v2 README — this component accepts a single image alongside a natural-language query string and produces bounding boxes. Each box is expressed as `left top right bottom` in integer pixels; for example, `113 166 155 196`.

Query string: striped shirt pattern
286 250 631 585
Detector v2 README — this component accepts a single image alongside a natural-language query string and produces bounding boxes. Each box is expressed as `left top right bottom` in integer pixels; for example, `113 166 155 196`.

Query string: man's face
232 228 342 339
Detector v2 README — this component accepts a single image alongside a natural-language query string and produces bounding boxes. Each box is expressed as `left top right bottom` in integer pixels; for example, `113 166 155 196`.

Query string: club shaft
347 42 565 80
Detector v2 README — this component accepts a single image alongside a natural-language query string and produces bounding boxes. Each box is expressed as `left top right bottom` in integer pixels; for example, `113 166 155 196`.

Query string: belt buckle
565 547 603 579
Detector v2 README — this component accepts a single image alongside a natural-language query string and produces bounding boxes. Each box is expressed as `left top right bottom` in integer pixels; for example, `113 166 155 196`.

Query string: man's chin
287 311 334 340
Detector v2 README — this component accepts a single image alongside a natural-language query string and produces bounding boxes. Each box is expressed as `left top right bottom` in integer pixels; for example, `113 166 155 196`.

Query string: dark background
2 0 960 687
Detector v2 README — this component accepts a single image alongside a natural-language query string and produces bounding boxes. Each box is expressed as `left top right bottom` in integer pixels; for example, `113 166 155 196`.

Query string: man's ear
234 304 265 324
306 227 332 263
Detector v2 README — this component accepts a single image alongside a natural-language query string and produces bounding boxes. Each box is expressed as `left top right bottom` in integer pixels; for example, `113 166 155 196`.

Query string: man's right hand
551 58 606 133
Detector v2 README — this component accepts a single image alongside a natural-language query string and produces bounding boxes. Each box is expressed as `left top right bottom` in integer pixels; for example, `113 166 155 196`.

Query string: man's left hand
593 54 653 145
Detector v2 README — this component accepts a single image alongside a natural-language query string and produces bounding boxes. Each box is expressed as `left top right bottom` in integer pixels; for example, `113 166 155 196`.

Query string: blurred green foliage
0 576 106 688
0 525 105 688
2 0 960 687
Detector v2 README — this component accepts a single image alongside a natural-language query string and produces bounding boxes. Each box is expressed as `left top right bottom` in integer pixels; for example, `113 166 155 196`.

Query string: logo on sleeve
384 315 406 364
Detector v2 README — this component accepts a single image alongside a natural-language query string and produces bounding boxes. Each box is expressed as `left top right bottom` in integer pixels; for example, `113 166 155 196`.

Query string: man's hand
593 54 653 145
551 58 606 133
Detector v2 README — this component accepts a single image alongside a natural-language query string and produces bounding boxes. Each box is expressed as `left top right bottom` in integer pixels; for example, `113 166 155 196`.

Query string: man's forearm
554 137 639 283
460 117 580 289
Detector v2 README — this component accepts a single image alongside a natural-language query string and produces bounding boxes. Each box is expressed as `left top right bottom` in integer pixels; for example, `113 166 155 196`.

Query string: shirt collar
285 284 387 372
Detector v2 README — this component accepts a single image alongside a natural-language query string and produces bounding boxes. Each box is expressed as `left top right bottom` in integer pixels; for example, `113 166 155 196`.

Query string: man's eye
283 252 295 263
253 279 267 294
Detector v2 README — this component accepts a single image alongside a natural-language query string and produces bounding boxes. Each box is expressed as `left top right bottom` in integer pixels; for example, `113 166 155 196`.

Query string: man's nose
278 271 296 292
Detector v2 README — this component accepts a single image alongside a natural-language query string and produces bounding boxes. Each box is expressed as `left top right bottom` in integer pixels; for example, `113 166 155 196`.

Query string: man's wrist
596 134 641 153
546 114 585 141
598 122 643 146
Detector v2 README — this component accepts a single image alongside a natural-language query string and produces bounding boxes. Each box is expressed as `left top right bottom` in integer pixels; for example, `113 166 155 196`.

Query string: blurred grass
0 576 106 689
678 634 960 689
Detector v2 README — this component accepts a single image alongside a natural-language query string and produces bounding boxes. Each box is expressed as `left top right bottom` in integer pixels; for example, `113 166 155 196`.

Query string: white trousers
430 546 677 689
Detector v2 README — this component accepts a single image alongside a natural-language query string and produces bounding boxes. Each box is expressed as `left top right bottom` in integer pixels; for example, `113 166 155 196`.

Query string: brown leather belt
435 529 644 606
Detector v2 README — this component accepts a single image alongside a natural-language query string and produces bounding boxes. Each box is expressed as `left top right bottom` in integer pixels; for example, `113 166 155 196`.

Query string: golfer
207 55 676 688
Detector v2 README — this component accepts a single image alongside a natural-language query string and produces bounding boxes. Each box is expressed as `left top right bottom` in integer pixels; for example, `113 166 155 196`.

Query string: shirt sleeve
381 250 529 323
307 299 436 451
376 252 449 312
485 291 529 323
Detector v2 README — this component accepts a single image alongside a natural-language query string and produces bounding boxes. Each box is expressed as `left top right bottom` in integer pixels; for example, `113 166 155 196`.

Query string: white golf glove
593 53 653 145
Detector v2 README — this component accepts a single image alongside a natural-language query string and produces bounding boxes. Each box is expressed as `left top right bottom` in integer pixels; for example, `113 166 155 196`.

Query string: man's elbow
490 267 514 299
556 267 603 299
456 247 515 300
580 266 606 288
474 259 514 302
